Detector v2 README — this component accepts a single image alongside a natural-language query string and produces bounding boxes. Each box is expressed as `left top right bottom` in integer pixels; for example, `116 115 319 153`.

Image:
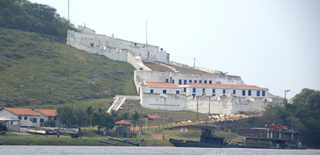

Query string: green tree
131 111 140 132
91 110 115 133
56 106 75 127
44 119 56 127
74 107 88 131
111 109 118 118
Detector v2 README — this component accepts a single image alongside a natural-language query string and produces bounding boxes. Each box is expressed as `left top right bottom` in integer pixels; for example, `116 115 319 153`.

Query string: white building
67 26 284 115
0 107 41 128
33 109 63 127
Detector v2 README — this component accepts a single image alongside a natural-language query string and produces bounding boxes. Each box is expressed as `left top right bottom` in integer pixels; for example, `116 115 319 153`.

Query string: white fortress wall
68 29 169 64
181 85 269 99
141 93 188 111
170 61 223 74
186 96 269 114
135 71 245 85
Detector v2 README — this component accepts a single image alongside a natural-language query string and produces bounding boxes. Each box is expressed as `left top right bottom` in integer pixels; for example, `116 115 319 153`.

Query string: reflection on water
1 146 319 155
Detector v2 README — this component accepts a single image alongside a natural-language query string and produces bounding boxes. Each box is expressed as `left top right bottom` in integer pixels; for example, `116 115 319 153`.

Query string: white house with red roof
33 109 63 127
0 107 41 128
139 80 282 114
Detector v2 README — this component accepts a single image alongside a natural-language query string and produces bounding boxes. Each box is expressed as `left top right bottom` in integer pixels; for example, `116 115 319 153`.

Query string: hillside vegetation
0 28 137 107
0 0 77 37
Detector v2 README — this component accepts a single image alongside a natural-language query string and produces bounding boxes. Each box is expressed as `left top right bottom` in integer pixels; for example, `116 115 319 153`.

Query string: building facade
67 26 284 115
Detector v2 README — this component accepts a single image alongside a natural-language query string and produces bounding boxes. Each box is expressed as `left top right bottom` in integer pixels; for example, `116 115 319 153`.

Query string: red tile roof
144 114 159 119
115 120 131 125
4 107 41 116
34 109 57 117
185 83 260 88
146 82 177 87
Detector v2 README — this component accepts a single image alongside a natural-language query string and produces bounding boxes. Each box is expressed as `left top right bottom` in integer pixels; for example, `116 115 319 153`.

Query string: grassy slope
118 100 210 125
0 28 137 107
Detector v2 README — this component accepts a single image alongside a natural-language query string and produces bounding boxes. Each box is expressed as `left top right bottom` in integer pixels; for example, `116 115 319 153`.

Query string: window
24 117 27 120
179 79 182 85
184 80 187 84
209 80 212 84
40 118 44 123
176 90 180 94
183 88 186 92
172 80 175 84
257 90 260 96
192 94 196 98
262 91 265 96
32 118 37 123
199 80 202 83
212 89 216 96
202 88 206 96
242 90 246 96
193 88 196 93
189 80 192 83
204 80 207 84
150 89 154 93
18 116 21 120
223 89 226 94
194 80 197 83
233 90 236 95
49 117 51 120
165 79 169 83
248 90 252 96
54 117 57 121
163 90 167 94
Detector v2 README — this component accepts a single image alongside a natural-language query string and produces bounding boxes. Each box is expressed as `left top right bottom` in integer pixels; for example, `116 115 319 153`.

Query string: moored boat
169 128 228 148
243 125 307 149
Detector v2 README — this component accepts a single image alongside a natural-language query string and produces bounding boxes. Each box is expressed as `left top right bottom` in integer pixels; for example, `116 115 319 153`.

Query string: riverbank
0 132 173 146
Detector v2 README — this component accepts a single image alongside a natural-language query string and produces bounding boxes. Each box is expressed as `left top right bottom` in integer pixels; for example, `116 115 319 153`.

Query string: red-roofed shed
115 120 131 125
143 114 159 120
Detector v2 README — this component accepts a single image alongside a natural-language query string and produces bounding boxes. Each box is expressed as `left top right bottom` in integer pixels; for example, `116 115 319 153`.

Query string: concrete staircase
107 97 125 114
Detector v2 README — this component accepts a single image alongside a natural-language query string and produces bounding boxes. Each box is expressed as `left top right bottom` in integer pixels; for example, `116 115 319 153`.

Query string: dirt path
146 131 169 140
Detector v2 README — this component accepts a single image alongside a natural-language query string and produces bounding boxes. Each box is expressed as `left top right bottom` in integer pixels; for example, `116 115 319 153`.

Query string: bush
44 119 56 127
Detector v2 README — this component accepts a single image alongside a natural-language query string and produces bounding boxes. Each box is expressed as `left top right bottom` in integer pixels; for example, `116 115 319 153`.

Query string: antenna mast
68 0 70 25
146 19 148 44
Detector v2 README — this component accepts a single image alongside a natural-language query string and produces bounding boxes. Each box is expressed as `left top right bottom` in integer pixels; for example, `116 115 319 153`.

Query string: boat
107 135 140 146
243 125 307 149
169 128 228 148
98 139 117 145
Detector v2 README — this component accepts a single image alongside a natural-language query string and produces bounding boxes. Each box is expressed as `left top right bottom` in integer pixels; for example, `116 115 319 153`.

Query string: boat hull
169 139 226 148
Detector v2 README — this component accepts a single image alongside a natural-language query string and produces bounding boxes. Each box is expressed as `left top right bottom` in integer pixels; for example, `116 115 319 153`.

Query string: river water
1 146 319 155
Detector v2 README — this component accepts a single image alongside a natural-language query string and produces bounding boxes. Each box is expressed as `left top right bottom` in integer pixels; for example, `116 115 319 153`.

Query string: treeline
0 0 77 37
56 106 141 133
237 88 320 148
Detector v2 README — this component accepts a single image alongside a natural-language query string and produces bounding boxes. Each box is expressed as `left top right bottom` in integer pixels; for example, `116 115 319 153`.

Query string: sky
30 0 320 99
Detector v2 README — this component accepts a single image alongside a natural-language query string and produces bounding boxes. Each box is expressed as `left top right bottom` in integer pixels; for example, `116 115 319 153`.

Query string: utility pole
208 97 211 116
196 97 198 124
284 90 290 101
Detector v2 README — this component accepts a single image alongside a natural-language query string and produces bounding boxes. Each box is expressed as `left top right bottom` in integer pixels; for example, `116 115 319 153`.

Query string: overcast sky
30 0 320 99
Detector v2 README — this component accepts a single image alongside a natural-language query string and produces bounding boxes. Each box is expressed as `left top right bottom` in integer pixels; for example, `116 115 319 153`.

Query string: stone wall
67 29 169 64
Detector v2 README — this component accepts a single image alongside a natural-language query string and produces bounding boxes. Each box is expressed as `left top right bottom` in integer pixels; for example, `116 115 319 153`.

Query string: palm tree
86 106 94 131
131 111 140 132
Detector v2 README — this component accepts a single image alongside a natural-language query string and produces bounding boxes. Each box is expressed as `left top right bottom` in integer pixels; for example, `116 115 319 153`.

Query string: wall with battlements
67 29 169 64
